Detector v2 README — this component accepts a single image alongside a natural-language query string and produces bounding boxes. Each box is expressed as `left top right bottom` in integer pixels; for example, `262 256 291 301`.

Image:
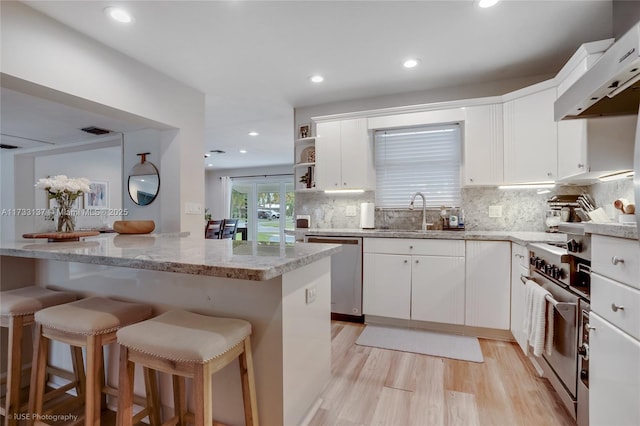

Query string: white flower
35 175 91 195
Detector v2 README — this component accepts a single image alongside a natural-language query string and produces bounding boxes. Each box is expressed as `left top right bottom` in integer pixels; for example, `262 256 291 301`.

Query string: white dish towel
523 280 554 357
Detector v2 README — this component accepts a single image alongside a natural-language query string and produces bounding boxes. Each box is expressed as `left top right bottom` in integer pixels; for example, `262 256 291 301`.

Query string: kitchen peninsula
0 233 341 426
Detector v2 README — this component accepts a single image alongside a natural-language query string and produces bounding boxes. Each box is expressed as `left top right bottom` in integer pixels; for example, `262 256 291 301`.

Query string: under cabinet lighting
310 75 324 83
248 131 259 136
599 171 634 182
239 149 247 154
498 183 555 190
324 189 365 194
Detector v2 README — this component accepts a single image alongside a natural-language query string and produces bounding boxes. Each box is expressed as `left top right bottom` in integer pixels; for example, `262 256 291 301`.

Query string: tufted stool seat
0 286 77 426
28 296 155 426
116 309 258 426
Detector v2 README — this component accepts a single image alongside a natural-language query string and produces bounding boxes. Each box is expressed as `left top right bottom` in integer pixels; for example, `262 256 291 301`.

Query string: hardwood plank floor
308 321 575 426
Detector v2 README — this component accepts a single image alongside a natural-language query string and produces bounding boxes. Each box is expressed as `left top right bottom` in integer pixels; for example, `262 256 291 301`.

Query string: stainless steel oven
577 299 590 426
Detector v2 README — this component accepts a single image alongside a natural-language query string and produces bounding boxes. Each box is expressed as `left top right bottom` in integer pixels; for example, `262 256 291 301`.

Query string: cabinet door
503 87 558 183
339 118 375 190
557 119 587 179
363 253 411 319
465 241 511 329
589 313 640 426
510 244 530 353
463 104 504 186
411 255 465 325
315 121 342 190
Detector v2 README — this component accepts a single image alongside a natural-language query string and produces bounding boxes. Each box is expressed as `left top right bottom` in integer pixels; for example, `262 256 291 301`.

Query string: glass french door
230 176 294 242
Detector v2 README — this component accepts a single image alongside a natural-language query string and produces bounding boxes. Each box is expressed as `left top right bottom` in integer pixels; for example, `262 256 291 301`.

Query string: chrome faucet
409 192 429 231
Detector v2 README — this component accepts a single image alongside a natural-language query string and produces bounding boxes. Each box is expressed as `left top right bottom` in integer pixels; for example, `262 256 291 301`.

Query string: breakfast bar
0 234 341 426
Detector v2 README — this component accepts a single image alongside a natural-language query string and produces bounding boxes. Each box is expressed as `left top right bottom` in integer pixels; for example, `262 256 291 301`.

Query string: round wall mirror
128 152 160 206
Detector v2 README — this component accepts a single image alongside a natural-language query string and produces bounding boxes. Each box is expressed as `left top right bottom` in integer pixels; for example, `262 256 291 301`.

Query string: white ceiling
6 0 614 170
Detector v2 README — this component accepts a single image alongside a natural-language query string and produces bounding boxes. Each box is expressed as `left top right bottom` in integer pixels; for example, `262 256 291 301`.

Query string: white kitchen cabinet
363 253 411 319
510 243 530 353
315 118 375 191
503 87 558 183
362 238 465 323
465 241 511 330
463 103 504 186
557 116 637 182
589 313 640 426
590 234 640 425
411 255 465 325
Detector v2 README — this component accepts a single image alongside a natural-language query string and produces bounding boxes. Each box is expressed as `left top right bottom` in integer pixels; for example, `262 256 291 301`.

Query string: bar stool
0 286 77 426
116 309 259 426
28 296 154 426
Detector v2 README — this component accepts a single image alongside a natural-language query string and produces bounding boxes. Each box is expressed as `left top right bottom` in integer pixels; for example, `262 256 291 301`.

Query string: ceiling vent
81 126 112 135
0 144 19 149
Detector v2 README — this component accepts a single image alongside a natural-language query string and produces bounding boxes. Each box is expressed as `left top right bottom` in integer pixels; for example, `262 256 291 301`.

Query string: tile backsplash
294 179 635 232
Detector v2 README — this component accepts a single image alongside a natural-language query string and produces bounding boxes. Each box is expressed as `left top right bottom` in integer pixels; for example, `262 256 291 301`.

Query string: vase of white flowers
35 175 91 233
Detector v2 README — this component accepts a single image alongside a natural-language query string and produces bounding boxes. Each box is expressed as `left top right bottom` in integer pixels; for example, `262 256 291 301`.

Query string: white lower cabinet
510 243 530 352
411 255 466 325
362 238 465 323
589 313 640 426
465 241 511 330
363 253 411 319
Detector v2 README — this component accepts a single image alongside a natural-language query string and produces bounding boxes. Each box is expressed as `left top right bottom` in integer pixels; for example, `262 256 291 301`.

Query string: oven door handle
520 275 577 322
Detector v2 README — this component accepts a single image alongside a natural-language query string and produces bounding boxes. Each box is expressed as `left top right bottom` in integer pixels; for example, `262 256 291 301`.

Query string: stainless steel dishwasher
305 236 363 321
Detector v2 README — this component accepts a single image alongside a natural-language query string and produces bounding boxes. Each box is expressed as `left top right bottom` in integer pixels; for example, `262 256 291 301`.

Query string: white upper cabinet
503 87 558 183
557 115 637 183
315 118 375 191
463 103 504 186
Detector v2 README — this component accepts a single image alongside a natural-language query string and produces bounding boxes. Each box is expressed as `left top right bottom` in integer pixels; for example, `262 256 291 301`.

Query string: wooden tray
22 231 100 242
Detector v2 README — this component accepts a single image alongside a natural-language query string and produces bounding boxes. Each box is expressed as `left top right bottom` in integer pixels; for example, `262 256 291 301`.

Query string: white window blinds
374 124 461 208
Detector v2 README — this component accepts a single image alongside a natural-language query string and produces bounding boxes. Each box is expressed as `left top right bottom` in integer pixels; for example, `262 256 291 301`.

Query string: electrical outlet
184 202 203 215
305 286 317 304
345 206 357 217
489 205 503 218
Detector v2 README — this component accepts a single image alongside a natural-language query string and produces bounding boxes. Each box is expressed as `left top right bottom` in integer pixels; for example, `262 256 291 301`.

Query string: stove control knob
580 369 589 381
567 239 581 253
552 266 562 280
545 263 554 275
536 259 545 270
578 344 589 360
530 256 537 266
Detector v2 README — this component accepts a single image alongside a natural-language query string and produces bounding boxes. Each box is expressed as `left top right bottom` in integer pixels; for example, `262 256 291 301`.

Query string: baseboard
363 315 514 341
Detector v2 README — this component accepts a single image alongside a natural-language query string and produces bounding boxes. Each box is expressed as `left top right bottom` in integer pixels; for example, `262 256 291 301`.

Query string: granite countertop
301 228 567 245
0 233 341 281
584 222 638 240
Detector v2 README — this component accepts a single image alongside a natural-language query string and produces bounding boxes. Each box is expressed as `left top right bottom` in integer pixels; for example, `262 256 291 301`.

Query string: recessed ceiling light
248 131 259 136
478 0 500 8
204 153 211 158
239 149 247 154
310 75 324 83
104 7 134 23
403 58 420 68
207 163 213 167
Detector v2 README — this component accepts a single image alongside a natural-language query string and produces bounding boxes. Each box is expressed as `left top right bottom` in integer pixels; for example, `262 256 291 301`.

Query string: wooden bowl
113 220 155 234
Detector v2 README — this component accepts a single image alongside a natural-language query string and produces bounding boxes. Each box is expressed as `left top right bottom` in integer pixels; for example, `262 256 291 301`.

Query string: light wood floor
308 321 575 426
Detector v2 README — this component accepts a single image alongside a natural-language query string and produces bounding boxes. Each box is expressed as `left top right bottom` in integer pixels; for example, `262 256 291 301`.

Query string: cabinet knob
469 178 474 182
547 172 553 177
577 163 585 168
409 245 414 249
415 260 419 264
611 256 625 265
611 303 625 312
343 182 347 186
404 260 408 264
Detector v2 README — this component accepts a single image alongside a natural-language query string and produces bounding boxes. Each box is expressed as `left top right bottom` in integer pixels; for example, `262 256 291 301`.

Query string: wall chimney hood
555 21 640 121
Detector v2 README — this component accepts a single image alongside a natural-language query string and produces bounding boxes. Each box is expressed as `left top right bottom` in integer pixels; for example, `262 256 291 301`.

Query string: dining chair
219 219 238 240
205 220 223 239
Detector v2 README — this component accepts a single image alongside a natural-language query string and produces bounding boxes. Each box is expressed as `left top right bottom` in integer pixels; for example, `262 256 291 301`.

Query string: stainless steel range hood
555 22 640 121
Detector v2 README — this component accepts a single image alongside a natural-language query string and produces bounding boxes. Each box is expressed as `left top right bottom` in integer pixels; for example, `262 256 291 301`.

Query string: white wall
1 2 205 237
34 144 122 230
206 165 293 220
